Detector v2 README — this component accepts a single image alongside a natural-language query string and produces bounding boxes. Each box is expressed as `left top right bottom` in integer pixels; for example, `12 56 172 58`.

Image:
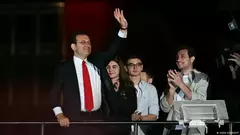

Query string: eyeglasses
127 63 143 68
76 40 91 45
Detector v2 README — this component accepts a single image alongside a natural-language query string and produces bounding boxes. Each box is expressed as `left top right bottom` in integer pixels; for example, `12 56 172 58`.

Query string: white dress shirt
176 74 192 101
53 30 127 116
53 57 101 115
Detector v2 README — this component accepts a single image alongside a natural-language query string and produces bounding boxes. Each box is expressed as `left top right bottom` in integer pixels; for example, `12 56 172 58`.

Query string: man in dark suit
50 8 128 135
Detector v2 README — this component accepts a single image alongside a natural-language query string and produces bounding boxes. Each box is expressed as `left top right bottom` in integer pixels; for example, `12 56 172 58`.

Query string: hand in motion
167 69 184 87
167 74 177 94
114 8 128 29
228 53 240 66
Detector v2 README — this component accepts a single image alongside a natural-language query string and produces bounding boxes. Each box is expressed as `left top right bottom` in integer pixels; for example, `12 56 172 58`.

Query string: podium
172 100 229 135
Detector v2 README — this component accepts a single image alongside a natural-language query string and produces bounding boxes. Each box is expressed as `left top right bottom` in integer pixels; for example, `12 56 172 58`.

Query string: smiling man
160 46 209 135
50 8 129 135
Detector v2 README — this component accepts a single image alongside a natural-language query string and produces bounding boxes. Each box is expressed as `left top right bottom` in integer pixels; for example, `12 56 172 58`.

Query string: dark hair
126 55 143 65
176 45 196 58
142 68 154 79
71 31 90 44
110 56 133 86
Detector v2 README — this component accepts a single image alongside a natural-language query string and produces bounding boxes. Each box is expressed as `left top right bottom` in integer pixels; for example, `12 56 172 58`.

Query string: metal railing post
134 122 138 135
229 122 232 135
41 122 45 135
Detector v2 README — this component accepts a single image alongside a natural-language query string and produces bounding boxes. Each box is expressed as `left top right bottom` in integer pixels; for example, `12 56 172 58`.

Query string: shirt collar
73 56 88 65
135 80 144 89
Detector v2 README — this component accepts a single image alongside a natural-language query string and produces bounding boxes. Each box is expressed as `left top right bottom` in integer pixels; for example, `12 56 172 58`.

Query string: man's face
126 58 143 76
140 72 153 84
140 72 148 81
71 34 92 59
176 49 194 70
106 61 120 79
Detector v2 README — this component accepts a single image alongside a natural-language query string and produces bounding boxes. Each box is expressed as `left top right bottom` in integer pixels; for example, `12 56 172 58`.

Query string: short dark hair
176 45 196 58
71 31 90 44
126 55 143 64
142 68 154 79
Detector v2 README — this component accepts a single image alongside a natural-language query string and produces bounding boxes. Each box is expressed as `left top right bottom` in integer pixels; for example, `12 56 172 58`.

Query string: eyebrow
107 64 118 66
76 39 90 42
128 62 142 64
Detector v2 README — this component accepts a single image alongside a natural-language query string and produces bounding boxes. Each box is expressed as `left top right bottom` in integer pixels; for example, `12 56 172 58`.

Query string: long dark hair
110 56 133 87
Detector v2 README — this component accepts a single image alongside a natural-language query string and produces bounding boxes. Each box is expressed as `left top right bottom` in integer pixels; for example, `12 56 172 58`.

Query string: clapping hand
228 53 240 66
167 69 184 87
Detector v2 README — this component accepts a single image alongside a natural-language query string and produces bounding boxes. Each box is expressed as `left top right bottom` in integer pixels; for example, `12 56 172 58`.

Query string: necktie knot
114 82 120 91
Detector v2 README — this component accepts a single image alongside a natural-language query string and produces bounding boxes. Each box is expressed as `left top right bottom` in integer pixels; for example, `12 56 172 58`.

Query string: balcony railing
0 121 238 135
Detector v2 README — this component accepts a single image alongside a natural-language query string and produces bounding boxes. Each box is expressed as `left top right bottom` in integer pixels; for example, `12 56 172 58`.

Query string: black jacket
50 35 126 120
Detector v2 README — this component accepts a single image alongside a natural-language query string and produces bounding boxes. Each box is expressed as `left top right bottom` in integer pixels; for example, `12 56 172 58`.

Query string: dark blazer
50 34 126 121
106 79 137 120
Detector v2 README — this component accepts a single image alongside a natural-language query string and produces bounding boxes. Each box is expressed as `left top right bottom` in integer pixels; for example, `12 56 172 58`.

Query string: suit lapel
68 59 81 104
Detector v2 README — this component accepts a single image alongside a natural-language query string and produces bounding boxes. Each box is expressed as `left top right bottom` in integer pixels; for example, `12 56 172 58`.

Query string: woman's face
106 60 120 79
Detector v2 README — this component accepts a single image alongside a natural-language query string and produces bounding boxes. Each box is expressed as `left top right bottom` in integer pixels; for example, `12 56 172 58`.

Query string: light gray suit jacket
160 69 209 135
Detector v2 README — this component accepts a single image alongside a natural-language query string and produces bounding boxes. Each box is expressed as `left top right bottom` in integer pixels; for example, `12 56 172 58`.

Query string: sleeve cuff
118 29 127 38
160 96 172 113
163 96 172 107
150 113 159 119
53 106 63 116
135 109 142 114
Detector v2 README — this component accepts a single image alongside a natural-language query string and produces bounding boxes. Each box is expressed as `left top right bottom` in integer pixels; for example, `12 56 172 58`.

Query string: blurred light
53 2 65 8
228 19 238 30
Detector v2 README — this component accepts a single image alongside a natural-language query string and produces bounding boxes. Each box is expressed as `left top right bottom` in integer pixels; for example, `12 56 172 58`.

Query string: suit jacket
107 81 137 121
50 34 126 121
160 69 209 135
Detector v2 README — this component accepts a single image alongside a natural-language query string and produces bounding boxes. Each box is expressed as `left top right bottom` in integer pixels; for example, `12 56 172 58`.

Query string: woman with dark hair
104 56 137 135
106 56 137 121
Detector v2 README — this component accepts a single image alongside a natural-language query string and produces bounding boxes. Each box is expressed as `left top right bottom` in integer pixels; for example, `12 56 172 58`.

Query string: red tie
82 61 94 112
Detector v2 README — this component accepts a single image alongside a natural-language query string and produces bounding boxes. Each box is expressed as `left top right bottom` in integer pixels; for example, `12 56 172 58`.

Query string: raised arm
102 8 128 65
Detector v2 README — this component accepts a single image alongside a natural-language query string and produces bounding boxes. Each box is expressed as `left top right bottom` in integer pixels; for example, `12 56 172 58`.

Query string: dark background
0 0 240 134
